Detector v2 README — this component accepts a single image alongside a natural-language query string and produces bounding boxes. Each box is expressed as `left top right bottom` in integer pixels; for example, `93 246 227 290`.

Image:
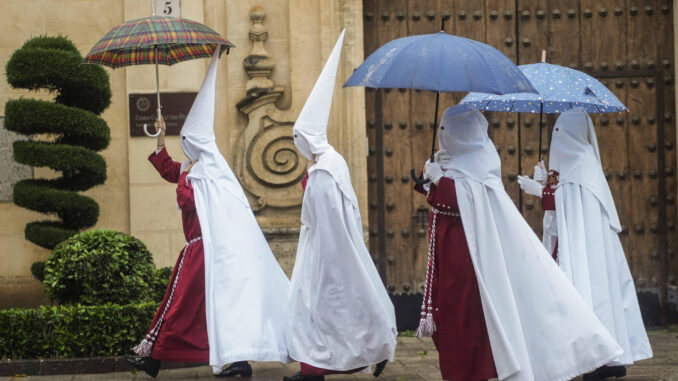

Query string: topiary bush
4 36 111 265
43 229 156 306
0 302 157 359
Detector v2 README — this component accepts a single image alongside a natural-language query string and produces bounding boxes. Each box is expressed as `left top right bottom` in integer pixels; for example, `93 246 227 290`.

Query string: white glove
518 175 543 197
533 160 547 185
434 149 451 166
424 160 444 184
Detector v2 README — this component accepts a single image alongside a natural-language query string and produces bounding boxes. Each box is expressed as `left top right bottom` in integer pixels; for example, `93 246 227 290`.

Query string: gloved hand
424 160 444 184
518 175 543 197
533 160 547 185
434 149 451 167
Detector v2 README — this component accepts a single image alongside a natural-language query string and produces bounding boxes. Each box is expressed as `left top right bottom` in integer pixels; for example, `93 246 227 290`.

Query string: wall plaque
129 92 196 136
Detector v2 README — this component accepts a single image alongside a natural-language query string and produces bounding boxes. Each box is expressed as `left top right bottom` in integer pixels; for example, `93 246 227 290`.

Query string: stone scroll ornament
236 6 305 211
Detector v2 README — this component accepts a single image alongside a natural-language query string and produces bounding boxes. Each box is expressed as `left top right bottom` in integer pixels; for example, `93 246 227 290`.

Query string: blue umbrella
461 62 627 159
344 30 537 183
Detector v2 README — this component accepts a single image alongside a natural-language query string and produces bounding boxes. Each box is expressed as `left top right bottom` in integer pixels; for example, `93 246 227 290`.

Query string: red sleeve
148 147 182 184
301 172 309 193
542 186 556 210
426 177 459 212
176 172 196 212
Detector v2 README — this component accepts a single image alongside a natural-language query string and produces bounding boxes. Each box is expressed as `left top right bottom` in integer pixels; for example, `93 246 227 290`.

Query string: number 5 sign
156 0 181 18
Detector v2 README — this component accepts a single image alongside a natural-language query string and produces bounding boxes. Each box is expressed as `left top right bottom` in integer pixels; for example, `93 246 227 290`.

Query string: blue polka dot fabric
461 62 627 114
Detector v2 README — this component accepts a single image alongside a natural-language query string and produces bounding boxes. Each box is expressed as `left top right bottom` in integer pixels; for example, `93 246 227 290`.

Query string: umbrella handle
410 168 430 185
143 123 163 138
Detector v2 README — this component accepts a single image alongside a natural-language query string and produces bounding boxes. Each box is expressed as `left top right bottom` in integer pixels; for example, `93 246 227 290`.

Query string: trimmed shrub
4 35 111 258
44 230 156 306
0 303 157 360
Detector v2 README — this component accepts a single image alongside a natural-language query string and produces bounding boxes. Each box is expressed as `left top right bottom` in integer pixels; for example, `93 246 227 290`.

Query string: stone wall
0 0 366 307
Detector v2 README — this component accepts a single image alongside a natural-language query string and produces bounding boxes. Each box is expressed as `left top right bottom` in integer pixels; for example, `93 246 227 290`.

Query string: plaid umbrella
83 16 234 68
83 15 234 137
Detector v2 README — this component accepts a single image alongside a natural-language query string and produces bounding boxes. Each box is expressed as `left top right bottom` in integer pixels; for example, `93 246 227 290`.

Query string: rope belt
415 208 459 338
133 236 202 357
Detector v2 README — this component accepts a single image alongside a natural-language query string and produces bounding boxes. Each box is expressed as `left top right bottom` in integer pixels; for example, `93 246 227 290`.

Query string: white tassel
414 313 436 337
133 339 153 357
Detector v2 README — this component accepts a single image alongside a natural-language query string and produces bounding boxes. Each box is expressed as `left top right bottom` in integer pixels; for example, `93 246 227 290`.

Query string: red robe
297 172 366 377
142 148 209 362
541 170 559 261
416 177 497 381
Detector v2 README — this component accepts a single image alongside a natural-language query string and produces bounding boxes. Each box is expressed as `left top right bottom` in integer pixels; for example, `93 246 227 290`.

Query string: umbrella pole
143 44 163 138
410 90 441 184
430 91 441 161
155 44 161 121
538 100 544 161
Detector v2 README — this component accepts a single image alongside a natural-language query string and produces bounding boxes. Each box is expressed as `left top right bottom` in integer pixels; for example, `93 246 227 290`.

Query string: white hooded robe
181 48 291 371
543 107 652 365
286 30 398 371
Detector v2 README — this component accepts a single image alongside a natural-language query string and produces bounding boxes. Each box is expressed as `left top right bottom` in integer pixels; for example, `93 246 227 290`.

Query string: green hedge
44 230 157 306
4 35 111 254
0 303 157 360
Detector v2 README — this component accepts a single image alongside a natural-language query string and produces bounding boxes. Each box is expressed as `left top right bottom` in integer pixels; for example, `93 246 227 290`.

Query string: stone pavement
7 329 677 381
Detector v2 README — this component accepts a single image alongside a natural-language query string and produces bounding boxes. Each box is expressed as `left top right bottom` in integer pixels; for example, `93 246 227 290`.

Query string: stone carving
0 117 32 202
236 6 304 211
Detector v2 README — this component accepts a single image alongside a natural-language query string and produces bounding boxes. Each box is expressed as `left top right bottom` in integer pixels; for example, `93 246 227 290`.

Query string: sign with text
156 0 181 18
128 92 197 137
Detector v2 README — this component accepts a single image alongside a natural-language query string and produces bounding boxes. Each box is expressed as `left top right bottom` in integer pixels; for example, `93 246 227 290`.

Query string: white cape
286 150 397 370
549 184 653 365
192 180 291 371
455 178 623 381
180 48 290 371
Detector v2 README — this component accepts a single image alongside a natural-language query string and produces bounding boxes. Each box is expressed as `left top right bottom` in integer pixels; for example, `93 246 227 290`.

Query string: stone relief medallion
239 116 305 211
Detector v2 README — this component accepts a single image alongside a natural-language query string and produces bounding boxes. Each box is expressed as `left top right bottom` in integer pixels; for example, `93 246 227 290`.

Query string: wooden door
362 0 675 329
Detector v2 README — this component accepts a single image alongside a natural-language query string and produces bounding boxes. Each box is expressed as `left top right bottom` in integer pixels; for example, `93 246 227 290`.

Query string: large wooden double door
362 0 676 327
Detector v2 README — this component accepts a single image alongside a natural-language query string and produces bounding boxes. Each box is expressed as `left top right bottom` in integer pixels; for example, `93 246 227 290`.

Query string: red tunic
541 170 559 261
143 148 209 362
297 172 366 377
416 177 497 381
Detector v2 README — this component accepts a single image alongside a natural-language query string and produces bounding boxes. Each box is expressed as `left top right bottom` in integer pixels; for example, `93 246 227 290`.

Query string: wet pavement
7 328 677 381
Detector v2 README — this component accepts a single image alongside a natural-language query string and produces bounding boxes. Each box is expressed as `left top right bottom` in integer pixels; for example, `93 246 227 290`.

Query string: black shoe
282 371 324 381
373 360 387 377
216 361 253 377
583 365 627 380
126 356 161 378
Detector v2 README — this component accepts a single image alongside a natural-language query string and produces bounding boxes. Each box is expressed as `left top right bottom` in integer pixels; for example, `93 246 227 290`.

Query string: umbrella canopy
83 15 234 137
344 31 537 95
82 15 234 68
460 62 627 113
344 30 537 183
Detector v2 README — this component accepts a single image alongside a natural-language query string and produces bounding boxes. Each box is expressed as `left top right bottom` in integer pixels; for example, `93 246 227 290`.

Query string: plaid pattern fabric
83 16 234 68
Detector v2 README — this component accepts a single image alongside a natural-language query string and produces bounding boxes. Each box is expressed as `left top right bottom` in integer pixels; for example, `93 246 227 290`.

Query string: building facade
0 0 676 326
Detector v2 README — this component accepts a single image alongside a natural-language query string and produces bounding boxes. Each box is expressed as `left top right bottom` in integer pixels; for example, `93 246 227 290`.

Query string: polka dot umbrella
461 61 627 159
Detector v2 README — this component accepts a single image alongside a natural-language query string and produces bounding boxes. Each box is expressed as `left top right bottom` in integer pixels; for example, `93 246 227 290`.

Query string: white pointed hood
549 107 621 232
293 29 345 160
181 48 247 205
183 47 292 369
